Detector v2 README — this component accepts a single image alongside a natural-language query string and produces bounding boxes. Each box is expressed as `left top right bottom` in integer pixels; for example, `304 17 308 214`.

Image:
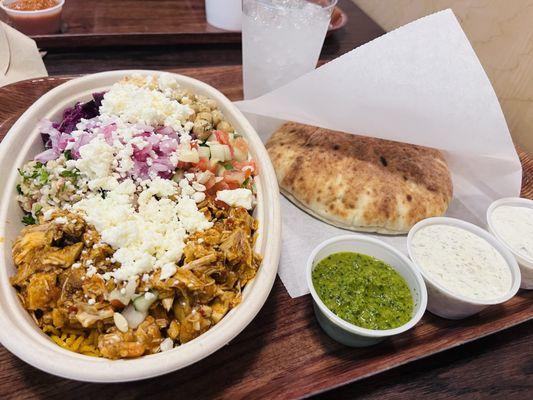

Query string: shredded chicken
11 203 261 359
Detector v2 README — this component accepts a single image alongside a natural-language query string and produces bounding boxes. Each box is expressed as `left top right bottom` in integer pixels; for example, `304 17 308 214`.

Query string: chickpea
216 120 233 133
204 99 218 110
187 111 197 122
197 104 211 113
180 97 192 105
211 109 223 126
196 112 213 124
193 119 212 139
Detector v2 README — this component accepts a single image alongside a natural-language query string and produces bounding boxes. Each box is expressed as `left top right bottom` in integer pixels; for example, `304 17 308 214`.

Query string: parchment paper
236 10 522 298
0 22 47 87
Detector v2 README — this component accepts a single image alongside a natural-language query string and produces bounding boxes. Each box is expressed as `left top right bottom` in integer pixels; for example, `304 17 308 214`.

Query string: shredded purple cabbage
57 92 105 134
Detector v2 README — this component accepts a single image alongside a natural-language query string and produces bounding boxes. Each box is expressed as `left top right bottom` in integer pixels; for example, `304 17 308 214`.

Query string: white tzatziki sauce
491 205 533 260
410 224 512 301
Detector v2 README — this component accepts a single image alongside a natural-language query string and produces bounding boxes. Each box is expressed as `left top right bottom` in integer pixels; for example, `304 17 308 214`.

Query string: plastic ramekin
307 235 427 347
487 197 533 289
0 0 64 35
407 217 521 319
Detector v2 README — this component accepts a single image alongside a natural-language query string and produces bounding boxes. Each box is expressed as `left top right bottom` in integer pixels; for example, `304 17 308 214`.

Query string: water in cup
242 0 336 99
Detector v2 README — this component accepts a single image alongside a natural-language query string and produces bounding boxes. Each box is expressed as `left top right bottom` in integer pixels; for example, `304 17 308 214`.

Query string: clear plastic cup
0 0 64 35
242 0 337 99
205 0 242 31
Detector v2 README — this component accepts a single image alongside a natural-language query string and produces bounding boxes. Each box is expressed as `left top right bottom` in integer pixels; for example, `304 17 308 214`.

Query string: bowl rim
0 70 281 382
306 234 428 338
486 197 533 268
0 0 64 15
407 216 521 306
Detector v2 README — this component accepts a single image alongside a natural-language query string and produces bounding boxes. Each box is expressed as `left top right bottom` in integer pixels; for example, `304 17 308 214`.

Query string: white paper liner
235 9 522 298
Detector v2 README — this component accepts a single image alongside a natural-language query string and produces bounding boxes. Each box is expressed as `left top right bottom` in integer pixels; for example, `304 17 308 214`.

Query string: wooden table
0 1 531 399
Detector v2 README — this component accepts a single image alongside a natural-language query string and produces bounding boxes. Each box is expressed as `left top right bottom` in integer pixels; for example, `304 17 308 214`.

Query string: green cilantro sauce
312 252 413 330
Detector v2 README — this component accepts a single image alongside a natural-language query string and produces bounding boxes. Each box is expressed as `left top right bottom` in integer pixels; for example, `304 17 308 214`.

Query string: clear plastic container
0 0 64 35
205 0 242 31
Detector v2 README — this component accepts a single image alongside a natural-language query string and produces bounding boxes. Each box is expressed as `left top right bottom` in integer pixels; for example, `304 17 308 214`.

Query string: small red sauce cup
0 0 64 35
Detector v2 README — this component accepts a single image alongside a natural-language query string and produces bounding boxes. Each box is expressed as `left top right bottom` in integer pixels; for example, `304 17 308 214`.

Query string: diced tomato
206 180 229 195
231 160 257 176
177 161 190 169
214 130 230 145
223 170 246 186
194 157 217 173
215 199 230 209
233 137 249 154
202 174 217 189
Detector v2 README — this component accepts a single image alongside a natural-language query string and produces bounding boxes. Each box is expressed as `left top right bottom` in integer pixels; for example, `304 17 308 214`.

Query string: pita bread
266 122 452 234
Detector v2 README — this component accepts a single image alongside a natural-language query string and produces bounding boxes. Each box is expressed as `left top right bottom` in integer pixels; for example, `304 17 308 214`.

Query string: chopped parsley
60 168 80 179
18 162 49 184
16 184 23 195
64 150 73 160
21 214 36 225
223 163 233 170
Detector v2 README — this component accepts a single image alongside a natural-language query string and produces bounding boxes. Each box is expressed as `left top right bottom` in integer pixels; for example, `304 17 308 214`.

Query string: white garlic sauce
411 224 512 301
491 205 533 260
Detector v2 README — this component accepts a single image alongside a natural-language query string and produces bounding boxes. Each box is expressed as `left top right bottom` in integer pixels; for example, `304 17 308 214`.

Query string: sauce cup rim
0 0 64 15
407 216 521 306
306 234 428 338
486 197 533 268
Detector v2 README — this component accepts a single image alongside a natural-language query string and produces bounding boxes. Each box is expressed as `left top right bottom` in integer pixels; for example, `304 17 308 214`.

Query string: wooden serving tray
0 0 347 50
0 66 532 399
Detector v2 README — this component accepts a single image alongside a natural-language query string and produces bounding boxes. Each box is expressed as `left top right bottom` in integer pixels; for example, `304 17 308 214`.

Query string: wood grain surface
0 0 347 49
0 67 531 399
37 0 384 76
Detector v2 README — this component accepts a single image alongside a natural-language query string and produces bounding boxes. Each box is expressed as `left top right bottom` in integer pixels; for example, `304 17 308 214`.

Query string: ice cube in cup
242 0 337 99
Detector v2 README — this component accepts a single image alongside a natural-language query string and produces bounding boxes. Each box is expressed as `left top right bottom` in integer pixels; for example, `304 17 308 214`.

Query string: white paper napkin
236 9 522 298
0 22 48 87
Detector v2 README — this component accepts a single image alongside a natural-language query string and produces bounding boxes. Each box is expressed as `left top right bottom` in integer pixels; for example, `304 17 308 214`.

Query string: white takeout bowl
407 217 521 319
306 235 427 347
0 70 281 382
487 197 533 289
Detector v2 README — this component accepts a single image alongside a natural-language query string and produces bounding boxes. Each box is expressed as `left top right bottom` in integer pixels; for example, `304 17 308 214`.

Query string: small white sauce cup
307 235 427 347
487 197 533 289
407 217 521 319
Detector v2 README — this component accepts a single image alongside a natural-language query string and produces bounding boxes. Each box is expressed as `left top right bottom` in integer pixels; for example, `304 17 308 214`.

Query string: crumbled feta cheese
71 137 115 182
216 189 253 210
192 192 206 204
191 182 206 192
88 298 96 305
100 82 193 132
53 216 68 224
86 265 97 277
73 177 212 282
43 209 55 221
160 263 177 280
159 337 174 352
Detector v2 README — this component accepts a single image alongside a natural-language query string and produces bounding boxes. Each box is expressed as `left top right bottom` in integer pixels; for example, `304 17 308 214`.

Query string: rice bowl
0 70 281 381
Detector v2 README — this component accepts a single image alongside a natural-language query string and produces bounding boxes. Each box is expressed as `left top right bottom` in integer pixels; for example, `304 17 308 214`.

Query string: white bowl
0 70 281 382
306 235 427 347
487 197 533 289
407 217 521 319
